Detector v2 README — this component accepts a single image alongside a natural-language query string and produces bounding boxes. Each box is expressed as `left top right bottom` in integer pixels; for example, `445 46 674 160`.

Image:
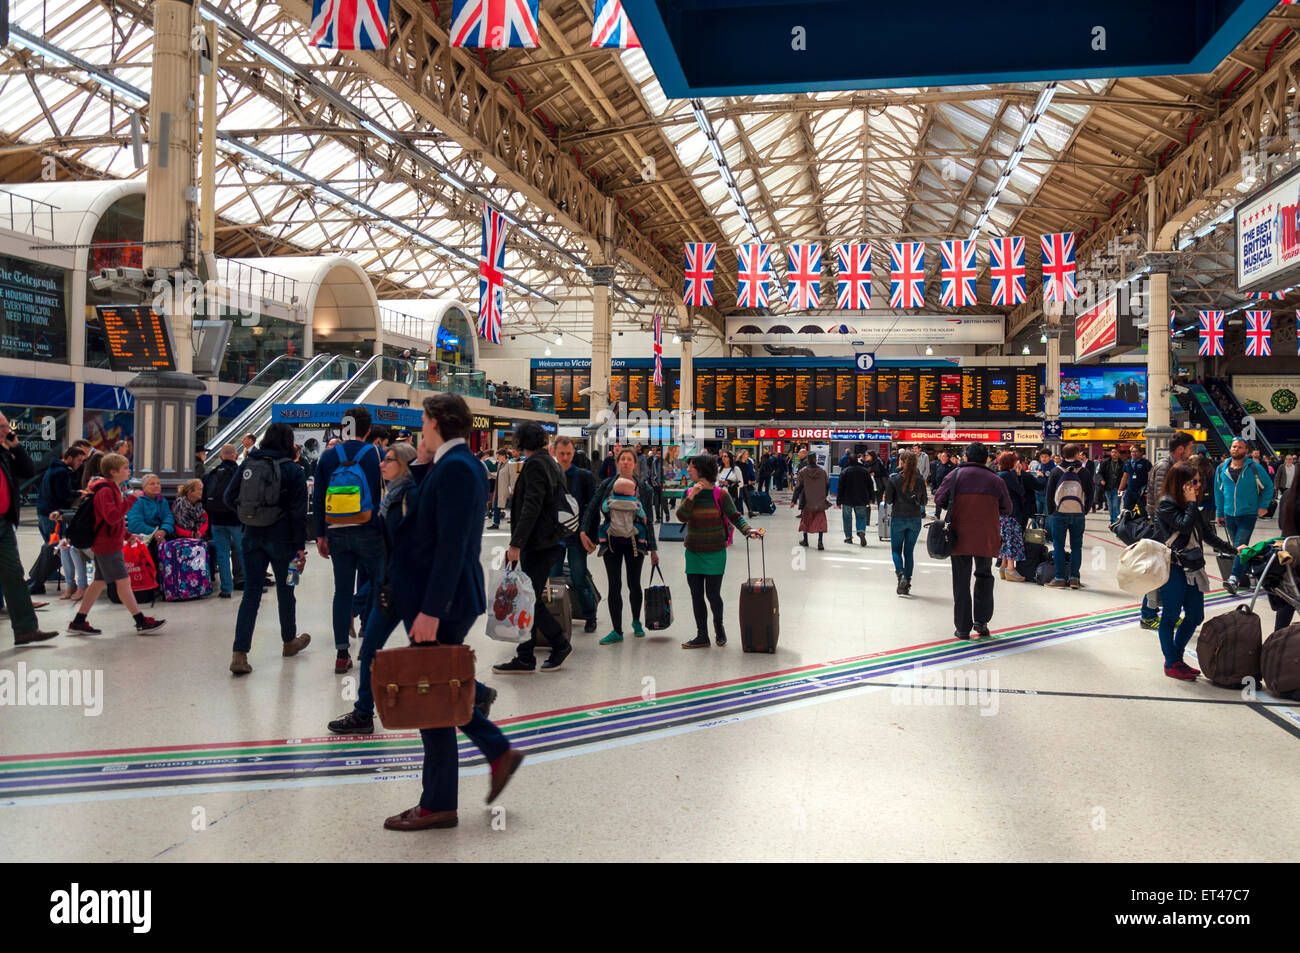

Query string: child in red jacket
68 453 166 634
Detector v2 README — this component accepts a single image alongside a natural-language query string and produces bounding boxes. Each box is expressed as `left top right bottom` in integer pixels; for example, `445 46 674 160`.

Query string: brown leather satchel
370 644 477 730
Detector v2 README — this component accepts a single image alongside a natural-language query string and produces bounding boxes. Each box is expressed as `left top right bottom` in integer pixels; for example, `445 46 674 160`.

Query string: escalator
199 354 366 471
1182 383 1239 456
196 355 306 447
324 355 417 406
1204 377 1279 459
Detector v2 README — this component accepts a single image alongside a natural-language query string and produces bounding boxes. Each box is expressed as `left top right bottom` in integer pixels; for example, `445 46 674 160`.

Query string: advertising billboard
1235 163 1300 294
1058 365 1147 419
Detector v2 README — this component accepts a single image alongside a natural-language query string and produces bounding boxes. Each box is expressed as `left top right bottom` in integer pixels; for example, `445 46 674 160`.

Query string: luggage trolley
1246 537 1300 618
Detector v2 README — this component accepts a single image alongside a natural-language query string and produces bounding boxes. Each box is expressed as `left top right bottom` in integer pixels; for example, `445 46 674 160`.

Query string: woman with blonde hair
171 478 208 538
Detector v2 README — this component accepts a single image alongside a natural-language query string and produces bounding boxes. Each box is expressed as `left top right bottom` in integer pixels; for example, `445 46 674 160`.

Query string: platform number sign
854 352 876 372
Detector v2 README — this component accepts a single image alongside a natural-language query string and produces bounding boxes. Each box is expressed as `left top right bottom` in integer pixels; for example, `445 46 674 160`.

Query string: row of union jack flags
684 234 1080 309
310 0 639 50
1198 310 1299 357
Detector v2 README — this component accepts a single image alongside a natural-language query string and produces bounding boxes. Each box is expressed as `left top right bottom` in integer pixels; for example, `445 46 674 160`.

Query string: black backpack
65 485 106 550
236 456 286 528
203 464 237 516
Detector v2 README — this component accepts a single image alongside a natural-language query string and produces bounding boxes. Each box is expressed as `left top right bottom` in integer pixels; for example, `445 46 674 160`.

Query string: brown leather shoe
487 747 524 804
383 806 458 831
230 652 252 676
282 633 311 657
14 630 57 645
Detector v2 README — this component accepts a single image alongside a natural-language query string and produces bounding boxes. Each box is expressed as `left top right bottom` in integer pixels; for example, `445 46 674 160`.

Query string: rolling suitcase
1195 604 1262 689
1015 541 1048 581
1261 623 1300 699
748 490 776 515
158 537 213 601
535 579 572 648
26 542 62 594
878 502 891 541
739 535 779 653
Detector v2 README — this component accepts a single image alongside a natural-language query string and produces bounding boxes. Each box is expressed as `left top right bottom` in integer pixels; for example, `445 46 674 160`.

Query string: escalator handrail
325 355 419 403
196 354 307 435
202 353 339 457
1206 377 1278 458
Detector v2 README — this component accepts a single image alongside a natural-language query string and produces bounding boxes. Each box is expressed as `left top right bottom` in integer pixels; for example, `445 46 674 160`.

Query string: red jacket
89 478 131 554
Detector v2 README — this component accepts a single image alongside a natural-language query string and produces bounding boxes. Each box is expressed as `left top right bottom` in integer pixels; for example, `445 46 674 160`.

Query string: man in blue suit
383 393 524 831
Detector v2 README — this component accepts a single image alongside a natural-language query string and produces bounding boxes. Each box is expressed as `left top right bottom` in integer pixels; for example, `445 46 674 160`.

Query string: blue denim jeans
890 517 922 578
60 545 89 590
1050 512 1085 581
210 524 244 595
1223 514 1257 579
1157 566 1205 668
233 535 297 653
326 526 386 652
551 543 597 620
841 505 868 538
1106 489 1121 522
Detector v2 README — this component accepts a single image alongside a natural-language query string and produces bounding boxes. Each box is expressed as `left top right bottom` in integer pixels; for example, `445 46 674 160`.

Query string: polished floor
2 495 1296 862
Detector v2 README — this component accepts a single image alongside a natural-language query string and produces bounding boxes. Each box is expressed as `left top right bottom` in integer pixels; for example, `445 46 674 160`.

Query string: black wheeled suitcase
534 579 572 648
1196 604 1262 689
26 542 62 594
739 535 779 653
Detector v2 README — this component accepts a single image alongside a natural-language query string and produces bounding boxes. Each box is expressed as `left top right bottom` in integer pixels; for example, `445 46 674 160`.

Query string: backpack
203 464 236 516
65 485 105 550
236 456 285 528
324 444 375 525
1053 467 1087 514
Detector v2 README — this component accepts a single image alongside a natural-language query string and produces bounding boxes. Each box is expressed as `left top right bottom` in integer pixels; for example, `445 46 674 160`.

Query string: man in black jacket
551 436 599 632
0 413 57 644
928 450 955 519
836 453 874 546
37 445 87 543
203 444 245 598
495 422 572 673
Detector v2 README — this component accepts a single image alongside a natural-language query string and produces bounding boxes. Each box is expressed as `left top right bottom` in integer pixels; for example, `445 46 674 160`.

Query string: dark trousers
687 572 724 638
602 539 644 632
950 554 994 635
0 520 38 636
551 544 597 620
233 536 296 652
326 526 386 653
1156 566 1205 668
417 618 511 813
515 545 566 664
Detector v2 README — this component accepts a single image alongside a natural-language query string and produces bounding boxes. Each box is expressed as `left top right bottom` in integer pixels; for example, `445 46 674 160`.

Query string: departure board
715 372 735 416
896 371 919 418
754 371 774 417
814 371 836 416
917 372 941 418
835 372 855 418
773 372 794 417
533 371 554 403
697 372 716 416
552 373 570 414
648 372 665 411
610 369 628 405
876 371 898 416
985 370 1015 417
572 371 591 416
734 372 754 416
668 373 680 411
856 374 874 415
1013 368 1039 416
97 305 177 373
793 371 814 418
627 370 648 412
940 374 961 417
961 368 984 413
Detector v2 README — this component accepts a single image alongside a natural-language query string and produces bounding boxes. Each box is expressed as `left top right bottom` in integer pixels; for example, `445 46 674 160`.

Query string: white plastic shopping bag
485 564 537 643
1116 538 1172 597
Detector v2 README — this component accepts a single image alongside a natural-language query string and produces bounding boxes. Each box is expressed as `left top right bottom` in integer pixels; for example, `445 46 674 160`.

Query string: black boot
800 533 809 547
817 533 824 551
858 531 867 547
896 573 907 595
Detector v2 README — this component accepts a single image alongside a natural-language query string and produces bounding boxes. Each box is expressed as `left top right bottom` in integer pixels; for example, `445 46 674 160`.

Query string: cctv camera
89 275 112 292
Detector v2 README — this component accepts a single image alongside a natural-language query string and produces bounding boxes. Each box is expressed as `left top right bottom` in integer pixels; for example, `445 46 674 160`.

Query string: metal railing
213 257 299 308
328 355 419 405
379 305 437 344
0 189 57 239
425 359 486 399
195 354 307 438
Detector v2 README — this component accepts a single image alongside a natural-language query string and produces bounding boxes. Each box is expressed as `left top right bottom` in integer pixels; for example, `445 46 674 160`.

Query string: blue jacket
392 443 487 625
1214 457 1275 518
311 440 383 537
126 493 174 536
223 448 309 550
37 460 79 514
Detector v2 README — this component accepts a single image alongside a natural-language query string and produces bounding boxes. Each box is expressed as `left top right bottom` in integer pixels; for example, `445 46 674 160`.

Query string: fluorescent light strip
9 27 149 107
967 82 1056 243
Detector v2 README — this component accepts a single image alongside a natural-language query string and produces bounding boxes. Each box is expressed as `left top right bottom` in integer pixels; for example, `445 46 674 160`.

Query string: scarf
172 495 205 531
380 475 413 520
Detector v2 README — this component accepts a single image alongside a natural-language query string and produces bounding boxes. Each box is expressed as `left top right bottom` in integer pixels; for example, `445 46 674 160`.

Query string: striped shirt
676 483 751 553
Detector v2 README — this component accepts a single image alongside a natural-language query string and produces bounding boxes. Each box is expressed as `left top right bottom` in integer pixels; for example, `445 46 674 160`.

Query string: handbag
370 643 476 730
1116 538 1172 597
925 514 954 559
643 564 673 630
1174 547 1206 573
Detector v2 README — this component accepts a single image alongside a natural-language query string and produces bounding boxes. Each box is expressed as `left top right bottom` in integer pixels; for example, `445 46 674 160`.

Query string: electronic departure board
534 364 1041 422
97 305 177 373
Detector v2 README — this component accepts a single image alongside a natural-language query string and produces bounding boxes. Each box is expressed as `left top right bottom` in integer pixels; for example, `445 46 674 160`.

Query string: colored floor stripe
0 591 1279 805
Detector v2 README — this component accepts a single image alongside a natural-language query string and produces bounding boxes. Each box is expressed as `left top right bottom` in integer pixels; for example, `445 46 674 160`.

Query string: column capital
677 329 694 342
1140 252 1180 273
586 265 616 286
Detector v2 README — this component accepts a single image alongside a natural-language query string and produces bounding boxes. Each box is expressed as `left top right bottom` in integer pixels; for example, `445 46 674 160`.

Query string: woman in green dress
675 454 764 649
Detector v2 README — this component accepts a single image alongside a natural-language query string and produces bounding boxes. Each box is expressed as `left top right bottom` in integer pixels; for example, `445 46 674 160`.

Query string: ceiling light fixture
690 98 762 245
1022 345 1031 354
544 346 552 356
925 345 934 355
967 81 1057 242
554 334 563 345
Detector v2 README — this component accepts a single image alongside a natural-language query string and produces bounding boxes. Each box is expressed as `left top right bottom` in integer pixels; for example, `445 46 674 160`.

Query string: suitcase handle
745 531 766 581
1247 551 1278 615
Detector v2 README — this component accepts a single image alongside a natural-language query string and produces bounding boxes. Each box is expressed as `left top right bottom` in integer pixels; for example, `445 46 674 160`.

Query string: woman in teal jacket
125 473 175 540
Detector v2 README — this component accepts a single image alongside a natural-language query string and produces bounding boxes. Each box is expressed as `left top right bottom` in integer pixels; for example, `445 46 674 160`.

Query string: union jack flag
652 313 664 386
786 243 822 309
835 244 871 309
450 0 539 48
988 236 1026 306
591 0 640 48
1245 310 1272 356
939 239 977 308
477 202 507 344
1040 232 1077 303
736 243 772 308
309 0 390 50
1249 291 1281 300
1198 310 1224 357
683 242 715 307
890 242 924 308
